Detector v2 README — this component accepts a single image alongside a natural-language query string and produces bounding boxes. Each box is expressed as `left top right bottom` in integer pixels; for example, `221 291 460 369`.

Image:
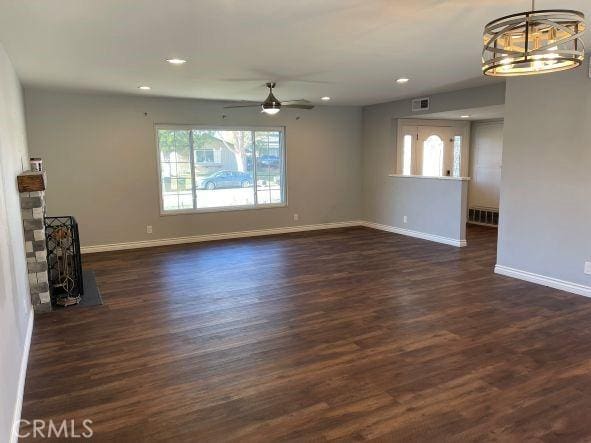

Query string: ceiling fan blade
223 104 261 109
220 78 266 82
282 99 312 104
285 79 332 85
283 104 315 110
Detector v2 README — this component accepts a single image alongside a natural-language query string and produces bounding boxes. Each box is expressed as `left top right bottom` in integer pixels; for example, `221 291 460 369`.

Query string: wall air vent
412 97 430 112
468 207 499 227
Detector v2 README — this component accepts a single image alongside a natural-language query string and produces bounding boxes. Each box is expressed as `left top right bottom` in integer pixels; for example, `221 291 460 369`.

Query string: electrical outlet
146 225 153 234
585 261 591 275
403 216 408 224
293 214 299 221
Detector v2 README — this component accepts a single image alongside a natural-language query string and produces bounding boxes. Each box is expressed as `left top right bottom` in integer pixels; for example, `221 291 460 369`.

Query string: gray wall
382 176 468 242
24 89 362 247
0 44 31 441
362 83 505 241
498 67 591 287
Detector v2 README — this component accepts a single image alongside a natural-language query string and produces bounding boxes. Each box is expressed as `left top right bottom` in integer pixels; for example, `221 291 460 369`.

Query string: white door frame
395 118 471 177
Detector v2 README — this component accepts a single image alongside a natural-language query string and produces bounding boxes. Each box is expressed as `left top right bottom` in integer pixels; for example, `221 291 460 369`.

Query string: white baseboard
361 221 467 248
495 265 591 298
80 220 469 254
11 309 34 443
81 221 363 254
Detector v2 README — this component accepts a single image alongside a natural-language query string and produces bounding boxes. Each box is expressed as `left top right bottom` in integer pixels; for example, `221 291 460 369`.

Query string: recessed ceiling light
166 58 187 65
138 85 151 90
460 115 471 118
396 78 409 84
321 96 331 101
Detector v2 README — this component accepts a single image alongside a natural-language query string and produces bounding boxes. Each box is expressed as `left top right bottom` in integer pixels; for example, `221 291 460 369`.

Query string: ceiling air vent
412 97 430 112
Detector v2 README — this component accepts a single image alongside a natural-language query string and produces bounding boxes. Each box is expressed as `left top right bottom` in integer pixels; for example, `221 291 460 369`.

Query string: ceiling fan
224 82 314 115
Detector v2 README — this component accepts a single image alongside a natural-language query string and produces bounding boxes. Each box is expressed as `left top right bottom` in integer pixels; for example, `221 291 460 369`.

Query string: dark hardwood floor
21 226 591 441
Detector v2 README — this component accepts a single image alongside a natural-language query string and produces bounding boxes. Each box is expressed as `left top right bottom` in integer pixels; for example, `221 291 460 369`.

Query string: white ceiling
0 0 590 106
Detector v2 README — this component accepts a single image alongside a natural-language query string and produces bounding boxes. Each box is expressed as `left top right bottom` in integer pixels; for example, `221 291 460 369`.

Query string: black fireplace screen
45 216 84 305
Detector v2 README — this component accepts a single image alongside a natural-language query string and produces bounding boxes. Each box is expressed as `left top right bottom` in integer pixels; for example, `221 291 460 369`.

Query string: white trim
361 221 467 248
495 265 591 298
11 309 34 443
159 202 287 217
81 221 363 254
389 174 471 181
80 220 470 254
398 118 472 129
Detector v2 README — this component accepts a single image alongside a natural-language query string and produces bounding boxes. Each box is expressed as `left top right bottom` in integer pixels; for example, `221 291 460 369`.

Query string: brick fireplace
18 170 51 313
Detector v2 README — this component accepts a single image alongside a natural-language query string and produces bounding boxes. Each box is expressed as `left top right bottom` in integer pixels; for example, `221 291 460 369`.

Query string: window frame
395 119 470 178
155 124 288 216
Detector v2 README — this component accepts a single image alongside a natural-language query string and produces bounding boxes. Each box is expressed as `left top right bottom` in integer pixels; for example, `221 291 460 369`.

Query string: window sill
160 203 287 216
389 174 471 181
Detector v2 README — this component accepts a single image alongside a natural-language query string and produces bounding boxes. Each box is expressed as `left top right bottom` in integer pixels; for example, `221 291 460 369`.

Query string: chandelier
482 1 585 76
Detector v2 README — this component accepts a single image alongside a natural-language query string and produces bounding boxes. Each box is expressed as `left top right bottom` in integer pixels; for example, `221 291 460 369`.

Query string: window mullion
252 130 258 208
189 130 197 210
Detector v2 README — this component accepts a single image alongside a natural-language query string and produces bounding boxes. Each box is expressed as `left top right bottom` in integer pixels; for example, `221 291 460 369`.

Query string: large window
157 127 286 213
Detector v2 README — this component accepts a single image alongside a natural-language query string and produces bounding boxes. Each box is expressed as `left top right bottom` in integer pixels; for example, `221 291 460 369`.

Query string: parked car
197 170 253 190
258 155 280 168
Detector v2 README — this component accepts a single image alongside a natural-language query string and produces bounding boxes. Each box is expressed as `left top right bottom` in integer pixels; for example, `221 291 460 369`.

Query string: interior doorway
402 105 505 249
469 121 503 218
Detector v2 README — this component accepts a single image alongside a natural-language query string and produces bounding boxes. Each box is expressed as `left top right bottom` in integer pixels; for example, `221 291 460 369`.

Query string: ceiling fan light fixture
261 106 281 115
261 83 281 115
223 82 314 113
482 2 585 76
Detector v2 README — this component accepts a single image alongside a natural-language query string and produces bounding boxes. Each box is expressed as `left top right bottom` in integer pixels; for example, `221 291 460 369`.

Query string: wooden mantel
17 170 47 192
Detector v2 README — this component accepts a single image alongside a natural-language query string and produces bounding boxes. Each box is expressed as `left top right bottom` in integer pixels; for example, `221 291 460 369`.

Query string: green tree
158 130 190 162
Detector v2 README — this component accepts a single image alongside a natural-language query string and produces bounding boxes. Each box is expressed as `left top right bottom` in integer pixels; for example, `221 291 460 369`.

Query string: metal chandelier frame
482 1 585 76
